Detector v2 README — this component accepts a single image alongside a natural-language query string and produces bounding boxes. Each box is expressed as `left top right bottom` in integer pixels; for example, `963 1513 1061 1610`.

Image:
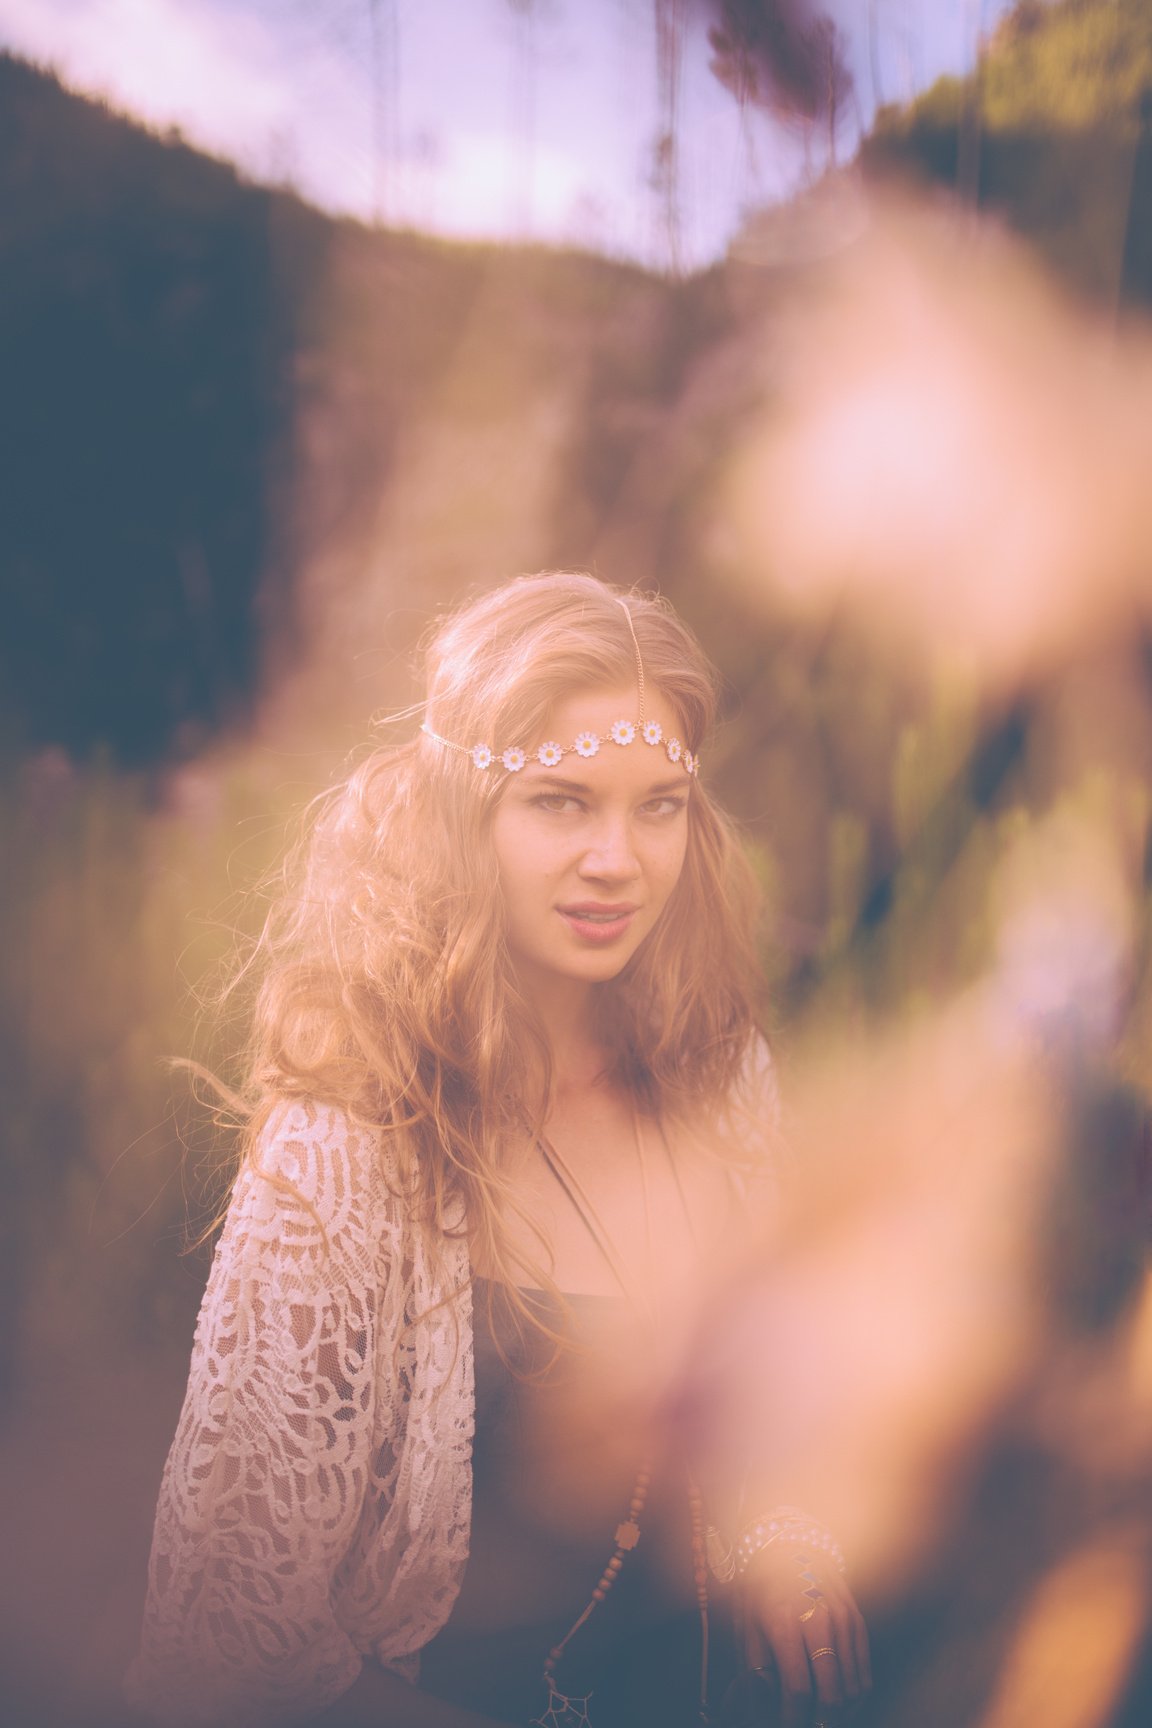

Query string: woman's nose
579 818 640 881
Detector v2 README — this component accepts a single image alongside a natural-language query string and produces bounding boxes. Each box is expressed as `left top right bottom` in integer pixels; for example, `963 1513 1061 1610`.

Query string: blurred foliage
876 0 1152 138
0 739 292 1396
867 0 1152 307
960 0 1151 135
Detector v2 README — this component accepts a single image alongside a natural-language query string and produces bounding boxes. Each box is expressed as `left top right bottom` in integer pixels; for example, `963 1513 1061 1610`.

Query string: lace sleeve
127 1101 403 1726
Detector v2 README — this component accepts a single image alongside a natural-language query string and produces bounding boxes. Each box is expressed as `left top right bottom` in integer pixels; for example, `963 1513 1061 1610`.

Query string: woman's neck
517 974 610 1098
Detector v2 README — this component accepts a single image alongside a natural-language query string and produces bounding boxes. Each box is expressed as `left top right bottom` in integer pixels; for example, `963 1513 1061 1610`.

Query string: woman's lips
557 904 639 944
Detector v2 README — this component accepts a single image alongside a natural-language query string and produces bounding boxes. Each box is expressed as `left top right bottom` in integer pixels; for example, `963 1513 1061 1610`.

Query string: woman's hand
739 1541 871 1728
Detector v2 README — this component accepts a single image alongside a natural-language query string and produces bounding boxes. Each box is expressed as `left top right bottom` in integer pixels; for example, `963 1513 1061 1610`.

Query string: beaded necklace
529 1115 712 1728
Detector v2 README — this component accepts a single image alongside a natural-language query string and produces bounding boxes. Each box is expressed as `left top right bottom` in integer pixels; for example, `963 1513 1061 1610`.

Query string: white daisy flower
683 751 698 776
537 741 563 767
574 731 601 758
642 720 663 746
471 744 493 769
666 737 683 763
609 719 636 746
501 747 526 772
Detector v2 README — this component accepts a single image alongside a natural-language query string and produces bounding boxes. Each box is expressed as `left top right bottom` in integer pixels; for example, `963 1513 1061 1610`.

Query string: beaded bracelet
734 1506 847 1578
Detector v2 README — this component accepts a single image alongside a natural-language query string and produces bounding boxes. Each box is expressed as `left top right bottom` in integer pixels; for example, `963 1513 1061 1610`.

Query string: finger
811 1576 867 1696
740 1614 786 1724
820 1601 858 1696
767 1620 815 1728
807 1647 843 1709
852 1601 873 1692
805 1633 844 1709
743 1611 766 1672
820 1580 870 1695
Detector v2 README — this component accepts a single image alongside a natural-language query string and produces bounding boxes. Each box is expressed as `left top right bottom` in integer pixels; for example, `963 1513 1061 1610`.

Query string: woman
129 573 867 1728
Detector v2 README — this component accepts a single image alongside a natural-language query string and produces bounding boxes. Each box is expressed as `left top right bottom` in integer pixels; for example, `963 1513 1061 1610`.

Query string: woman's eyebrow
520 772 688 797
521 773 592 793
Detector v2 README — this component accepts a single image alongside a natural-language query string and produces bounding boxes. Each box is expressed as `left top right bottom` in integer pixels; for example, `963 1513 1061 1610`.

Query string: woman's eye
641 796 687 818
531 793 583 814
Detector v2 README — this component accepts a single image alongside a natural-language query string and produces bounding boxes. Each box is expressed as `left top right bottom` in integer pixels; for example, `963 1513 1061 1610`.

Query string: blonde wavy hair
231 572 766 1301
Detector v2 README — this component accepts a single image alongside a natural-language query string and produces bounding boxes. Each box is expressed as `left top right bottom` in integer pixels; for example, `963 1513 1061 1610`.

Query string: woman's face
490 683 691 1006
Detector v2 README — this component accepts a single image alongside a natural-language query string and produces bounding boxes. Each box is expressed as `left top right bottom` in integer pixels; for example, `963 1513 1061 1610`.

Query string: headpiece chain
421 596 699 777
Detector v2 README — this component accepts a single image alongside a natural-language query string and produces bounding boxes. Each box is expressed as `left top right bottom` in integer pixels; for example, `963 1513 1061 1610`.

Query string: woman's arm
129 1103 407 1726
706 1046 871 1726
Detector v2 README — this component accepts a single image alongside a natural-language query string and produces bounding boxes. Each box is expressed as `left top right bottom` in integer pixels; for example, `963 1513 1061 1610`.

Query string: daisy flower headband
421 597 701 778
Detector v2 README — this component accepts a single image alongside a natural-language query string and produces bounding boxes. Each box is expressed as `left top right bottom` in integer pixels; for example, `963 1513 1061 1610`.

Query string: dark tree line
0 55 326 765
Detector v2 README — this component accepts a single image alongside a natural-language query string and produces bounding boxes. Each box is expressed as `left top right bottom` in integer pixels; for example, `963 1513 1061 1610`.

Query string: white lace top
127 1100 475 1726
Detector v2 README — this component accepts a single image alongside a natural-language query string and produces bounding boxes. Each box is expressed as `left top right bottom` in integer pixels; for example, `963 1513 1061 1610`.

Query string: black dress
418 1280 738 1728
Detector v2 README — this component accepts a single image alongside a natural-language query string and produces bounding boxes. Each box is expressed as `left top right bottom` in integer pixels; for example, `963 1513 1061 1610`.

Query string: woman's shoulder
253 1095 384 1187
716 1032 785 1189
226 1097 405 1254
728 1031 781 1126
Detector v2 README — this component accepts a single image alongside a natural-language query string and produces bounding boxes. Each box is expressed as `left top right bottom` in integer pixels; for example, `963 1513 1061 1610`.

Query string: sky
0 0 1019 270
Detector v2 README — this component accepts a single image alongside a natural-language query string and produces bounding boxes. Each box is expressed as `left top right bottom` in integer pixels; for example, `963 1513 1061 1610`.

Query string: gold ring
809 1647 836 1660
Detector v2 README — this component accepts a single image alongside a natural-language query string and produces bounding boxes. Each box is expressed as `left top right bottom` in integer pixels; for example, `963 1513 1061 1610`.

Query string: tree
700 0 855 168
